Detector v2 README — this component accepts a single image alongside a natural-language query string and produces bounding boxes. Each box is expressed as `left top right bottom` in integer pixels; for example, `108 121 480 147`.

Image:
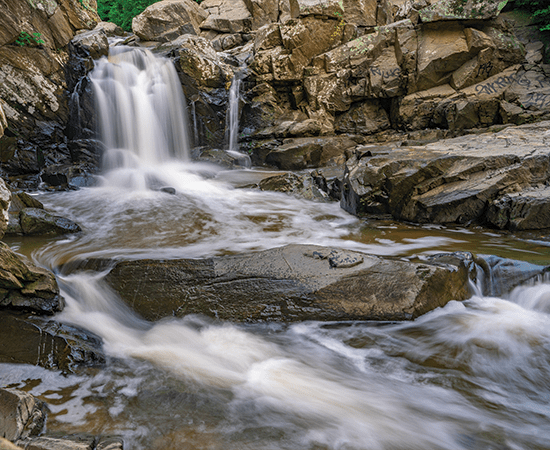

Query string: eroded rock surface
341 121 550 230
99 244 470 322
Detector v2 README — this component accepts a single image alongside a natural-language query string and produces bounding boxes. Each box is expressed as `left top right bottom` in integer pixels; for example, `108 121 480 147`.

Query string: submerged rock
98 244 470 322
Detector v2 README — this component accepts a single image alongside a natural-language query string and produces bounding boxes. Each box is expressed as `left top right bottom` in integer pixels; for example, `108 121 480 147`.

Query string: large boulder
200 0 252 34
173 34 234 88
97 244 470 322
132 0 209 41
0 242 64 315
341 121 550 230
242 0 279 30
19 207 81 236
263 136 356 168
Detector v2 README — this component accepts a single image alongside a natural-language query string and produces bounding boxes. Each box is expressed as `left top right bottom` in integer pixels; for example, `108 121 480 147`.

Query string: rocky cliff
0 0 100 186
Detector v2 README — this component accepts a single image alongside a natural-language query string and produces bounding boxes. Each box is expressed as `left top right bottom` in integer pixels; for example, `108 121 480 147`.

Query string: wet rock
0 388 45 442
0 310 105 372
70 28 108 60
98 244 470 322
258 171 331 201
265 139 322 170
132 0 209 42
16 436 95 450
192 147 250 168
0 242 64 315
0 178 11 239
40 163 98 189
430 252 549 297
19 208 81 236
264 136 356 169
341 121 550 230
0 388 120 449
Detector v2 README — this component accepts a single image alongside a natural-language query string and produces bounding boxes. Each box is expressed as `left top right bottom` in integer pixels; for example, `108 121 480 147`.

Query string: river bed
1 162 550 450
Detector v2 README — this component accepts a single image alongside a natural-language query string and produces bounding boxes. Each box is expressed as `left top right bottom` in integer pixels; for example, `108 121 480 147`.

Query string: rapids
2 47 550 450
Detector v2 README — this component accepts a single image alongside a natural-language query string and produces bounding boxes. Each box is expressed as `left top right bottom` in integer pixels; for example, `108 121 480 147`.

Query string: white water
225 75 251 167
90 47 191 190
4 47 550 449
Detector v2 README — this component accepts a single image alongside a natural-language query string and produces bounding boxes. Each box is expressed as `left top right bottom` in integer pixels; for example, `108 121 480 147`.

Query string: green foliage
97 0 203 32
509 0 550 31
15 31 45 47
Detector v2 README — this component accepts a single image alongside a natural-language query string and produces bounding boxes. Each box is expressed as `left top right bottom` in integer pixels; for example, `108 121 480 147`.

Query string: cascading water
225 74 251 167
3 44 550 450
90 47 191 189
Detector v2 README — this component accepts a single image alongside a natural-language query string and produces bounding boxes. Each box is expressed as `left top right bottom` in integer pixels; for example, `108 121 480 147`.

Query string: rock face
101 244 470 322
145 0 546 161
0 0 100 181
0 242 64 315
340 121 550 230
0 0 99 187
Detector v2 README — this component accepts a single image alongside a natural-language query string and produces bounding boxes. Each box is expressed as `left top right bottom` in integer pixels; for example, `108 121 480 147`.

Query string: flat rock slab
101 244 470 322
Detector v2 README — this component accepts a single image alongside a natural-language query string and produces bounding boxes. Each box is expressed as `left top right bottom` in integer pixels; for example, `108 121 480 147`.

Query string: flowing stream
2 47 550 450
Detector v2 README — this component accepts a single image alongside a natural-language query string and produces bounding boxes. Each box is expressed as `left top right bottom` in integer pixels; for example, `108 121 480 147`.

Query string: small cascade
191 99 199 148
90 46 191 185
469 254 550 298
225 75 251 167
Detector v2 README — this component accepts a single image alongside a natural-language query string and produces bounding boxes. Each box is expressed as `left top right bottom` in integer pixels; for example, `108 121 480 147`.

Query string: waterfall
90 47 191 179
191 99 199 148
226 76 241 153
225 75 251 167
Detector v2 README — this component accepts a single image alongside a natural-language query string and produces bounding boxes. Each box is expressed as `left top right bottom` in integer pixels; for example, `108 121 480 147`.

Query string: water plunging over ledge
2 46 550 450
90 47 191 189
225 74 251 167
